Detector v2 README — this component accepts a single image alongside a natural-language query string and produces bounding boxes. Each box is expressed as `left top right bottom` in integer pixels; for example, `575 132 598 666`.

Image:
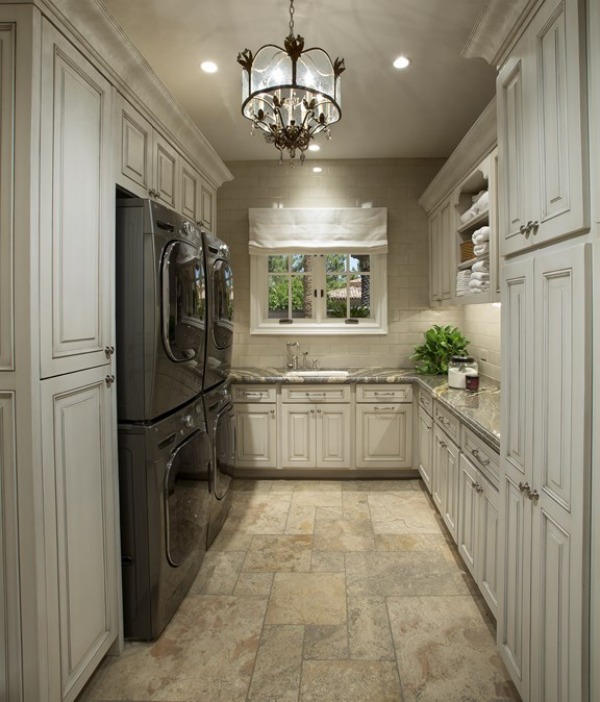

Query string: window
251 252 387 335
248 207 388 335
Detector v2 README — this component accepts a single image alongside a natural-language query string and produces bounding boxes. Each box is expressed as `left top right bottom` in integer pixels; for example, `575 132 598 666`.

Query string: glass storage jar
448 356 478 389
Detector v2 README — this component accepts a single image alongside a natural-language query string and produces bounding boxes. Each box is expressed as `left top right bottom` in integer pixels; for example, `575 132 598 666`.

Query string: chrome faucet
286 341 299 368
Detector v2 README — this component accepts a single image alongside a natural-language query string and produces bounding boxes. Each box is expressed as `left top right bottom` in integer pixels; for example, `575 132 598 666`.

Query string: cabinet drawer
356 384 413 403
418 390 433 415
433 400 460 444
232 385 276 403
461 425 499 487
282 385 350 403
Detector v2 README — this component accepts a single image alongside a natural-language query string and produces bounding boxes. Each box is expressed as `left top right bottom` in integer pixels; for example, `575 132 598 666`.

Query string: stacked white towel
469 278 490 292
456 270 471 297
469 254 490 293
472 225 490 244
459 190 490 223
473 242 489 256
472 258 489 273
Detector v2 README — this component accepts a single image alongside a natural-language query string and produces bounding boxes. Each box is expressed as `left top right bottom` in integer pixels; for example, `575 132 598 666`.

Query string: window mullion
314 255 326 322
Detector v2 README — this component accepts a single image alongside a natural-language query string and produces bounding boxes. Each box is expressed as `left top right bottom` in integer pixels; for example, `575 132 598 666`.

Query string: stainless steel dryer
116 198 206 422
118 396 210 640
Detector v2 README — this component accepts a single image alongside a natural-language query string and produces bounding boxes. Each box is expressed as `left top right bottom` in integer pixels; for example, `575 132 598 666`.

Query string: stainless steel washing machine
118 396 210 640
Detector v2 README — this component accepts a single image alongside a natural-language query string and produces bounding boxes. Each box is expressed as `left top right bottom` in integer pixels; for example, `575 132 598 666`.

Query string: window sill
250 322 388 336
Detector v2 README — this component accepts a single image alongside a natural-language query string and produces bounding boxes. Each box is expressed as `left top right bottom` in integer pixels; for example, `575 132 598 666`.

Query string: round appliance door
211 258 234 350
213 401 235 500
164 430 210 567
162 241 206 362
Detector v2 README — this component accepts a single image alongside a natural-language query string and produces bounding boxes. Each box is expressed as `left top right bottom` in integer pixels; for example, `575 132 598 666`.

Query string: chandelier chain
288 0 295 36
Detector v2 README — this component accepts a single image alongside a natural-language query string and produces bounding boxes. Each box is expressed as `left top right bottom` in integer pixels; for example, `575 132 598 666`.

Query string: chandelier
237 0 345 162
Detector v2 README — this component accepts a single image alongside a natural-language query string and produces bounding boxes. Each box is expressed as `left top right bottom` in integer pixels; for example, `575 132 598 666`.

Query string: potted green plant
410 324 470 375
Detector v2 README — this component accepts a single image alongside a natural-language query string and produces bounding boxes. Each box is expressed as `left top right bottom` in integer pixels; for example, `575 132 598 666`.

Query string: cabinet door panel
429 210 441 303
458 455 478 576
355 404 411 468
443 438 459 541
41 368 118 701
417 407 433 492
153 132 178 210
200 181 216 231
234 404 276 468
281 404 315 467
181 160 200 222
40 21 113 377
478 480 499 618
440 200 452 300
0 23 15 371
432 425 446 511
115 94 152 196
318 404 350 468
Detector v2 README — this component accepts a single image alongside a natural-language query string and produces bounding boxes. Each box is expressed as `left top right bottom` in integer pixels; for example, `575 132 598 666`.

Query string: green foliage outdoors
410 324 470 375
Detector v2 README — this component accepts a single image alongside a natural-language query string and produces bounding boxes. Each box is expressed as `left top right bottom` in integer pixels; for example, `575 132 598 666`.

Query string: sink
286 369 349 377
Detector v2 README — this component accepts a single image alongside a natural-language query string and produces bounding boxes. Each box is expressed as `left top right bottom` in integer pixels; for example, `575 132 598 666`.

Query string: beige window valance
248 207 388 254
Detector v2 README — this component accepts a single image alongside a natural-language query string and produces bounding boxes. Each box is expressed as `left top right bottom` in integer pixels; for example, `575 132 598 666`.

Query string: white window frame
250 253 388 335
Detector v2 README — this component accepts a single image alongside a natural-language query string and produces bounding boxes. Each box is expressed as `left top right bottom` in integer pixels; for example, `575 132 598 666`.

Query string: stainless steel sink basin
286 370 349 377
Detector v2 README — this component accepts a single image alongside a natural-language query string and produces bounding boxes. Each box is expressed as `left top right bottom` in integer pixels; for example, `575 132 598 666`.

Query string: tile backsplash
218 158 500 379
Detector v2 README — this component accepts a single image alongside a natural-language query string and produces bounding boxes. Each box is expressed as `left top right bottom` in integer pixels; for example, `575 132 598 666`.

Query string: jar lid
450 355 475 362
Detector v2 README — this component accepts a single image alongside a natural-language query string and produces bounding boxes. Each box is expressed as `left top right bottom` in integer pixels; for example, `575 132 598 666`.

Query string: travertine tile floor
79 479 520 702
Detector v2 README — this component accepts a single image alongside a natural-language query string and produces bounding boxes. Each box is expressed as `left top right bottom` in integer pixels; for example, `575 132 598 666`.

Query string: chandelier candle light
237 0 345 162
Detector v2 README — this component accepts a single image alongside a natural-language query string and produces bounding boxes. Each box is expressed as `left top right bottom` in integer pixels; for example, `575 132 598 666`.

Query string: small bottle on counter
448 356 478 389
465 373 480 392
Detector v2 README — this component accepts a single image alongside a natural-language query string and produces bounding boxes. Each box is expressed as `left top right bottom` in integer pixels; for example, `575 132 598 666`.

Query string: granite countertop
230 367 501 452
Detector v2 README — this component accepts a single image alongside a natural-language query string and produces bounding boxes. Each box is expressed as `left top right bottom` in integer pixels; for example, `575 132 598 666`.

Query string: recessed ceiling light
308 144 321 152
200 61 218 73
393 55 411 70
312 167 322 173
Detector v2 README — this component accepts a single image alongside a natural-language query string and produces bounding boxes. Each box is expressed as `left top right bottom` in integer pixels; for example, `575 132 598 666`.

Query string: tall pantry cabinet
493 0 591 699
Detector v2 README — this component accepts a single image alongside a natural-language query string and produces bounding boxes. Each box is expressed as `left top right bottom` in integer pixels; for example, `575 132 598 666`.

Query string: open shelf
457 209 490 233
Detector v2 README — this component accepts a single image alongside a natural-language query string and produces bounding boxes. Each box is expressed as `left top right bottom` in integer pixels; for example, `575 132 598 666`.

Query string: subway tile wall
218 158 500 378
462 303 501 381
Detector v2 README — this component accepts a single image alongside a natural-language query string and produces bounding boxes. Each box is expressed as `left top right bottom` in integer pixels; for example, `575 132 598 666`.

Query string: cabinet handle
244 392 264 399
470 448 490 466
270 409 275 418
473 482 484 494
528 488 540 502
518 481 531 497
374 391 394 397
526 220 539 234
440 441 447 449
317 409 322 414
104 345 115 356
310 409 315 414
519 224 528 235
105 374 116 386
305 392 326 399
374 405 396 412
148 188 158 199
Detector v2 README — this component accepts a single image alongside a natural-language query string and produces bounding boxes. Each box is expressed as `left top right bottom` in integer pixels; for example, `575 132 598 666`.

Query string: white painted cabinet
39 20 114 378
417 406 433 492
499 242 591 701
497 0 588 256
233 385 278 470
41 367 119 702
355 403 412 468
429 199 452 305
432 423 460 541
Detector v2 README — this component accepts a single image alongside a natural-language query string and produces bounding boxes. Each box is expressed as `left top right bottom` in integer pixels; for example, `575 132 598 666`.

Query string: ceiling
101 0 497 163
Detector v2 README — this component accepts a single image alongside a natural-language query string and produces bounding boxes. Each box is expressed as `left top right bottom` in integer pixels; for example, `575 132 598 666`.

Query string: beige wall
218 158 500 378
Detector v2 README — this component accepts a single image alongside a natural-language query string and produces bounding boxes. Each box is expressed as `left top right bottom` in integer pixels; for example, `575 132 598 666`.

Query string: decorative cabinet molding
355 403 412 469
497 0 588 257
115 92 153 195
0 23 15 371
234 391 277 468
39 20 114 378
499 242 591 700
417 407 433 493
433 423 460 541
41 367 119 702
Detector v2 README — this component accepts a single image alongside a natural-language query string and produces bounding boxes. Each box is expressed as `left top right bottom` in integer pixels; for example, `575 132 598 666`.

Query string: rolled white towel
472 225 491 244
460 205 477 224
470 271 490 281
473 242 489 256
469 278 490 289
472 190 487 205
474 191 489 210
472 259 489 273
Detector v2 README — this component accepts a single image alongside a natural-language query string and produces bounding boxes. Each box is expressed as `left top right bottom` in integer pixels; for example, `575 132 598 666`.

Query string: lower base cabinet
234 403 277 468
417 405 433 492
458 454 499 617
432 424 460 541
41 367 119 702
355 403 412 468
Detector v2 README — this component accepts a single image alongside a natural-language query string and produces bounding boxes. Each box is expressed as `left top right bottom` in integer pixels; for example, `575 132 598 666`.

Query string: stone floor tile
243 535 313 573
388 595 519 701
312 518 375 552
188 551 246 595
265 573 347 625
369 492 443 534
303 625 349 660
299 660 403 702
223 496 292 534
314 506 344 521
233 478 274 493
270 479 306 493
374 531 455 556
342 479 419 492
208 529 254 553
346 551 466 597
247 625 304 701
233 572 274 597
310 551 345 573
284 504 316 534
348 596 395 660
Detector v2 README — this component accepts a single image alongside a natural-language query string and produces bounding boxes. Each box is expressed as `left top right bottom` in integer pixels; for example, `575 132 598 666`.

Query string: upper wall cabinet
0 23 14 371
39 19 114 379
115 93 217 231
497 0 588 256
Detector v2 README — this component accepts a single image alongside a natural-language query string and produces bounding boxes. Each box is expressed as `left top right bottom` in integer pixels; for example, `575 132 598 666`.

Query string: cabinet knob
105 374 116 386
104 345 115 356
270 409 275 418
518 481 531 497
519 224 529 236
474 482 484 494
526 220 539 234
528 488 540 502
440 441 447 449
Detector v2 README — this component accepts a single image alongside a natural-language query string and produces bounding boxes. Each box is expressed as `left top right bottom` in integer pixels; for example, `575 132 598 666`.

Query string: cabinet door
39 20 113 377
281 404 316 468
234 403 277 468
0 22 15 371
317 404 351 469
41 367 119 702
180 159 201 222
439 199 452 300
429 209 442 303
152 131 179 210
442 436 459 542
417 407 433 492
200 180 216 231
432 424 446 511
458 454 478 577
355 403 412 469
529 243 590 702
477 477 499 619
114 93 152 197
0 392 21 701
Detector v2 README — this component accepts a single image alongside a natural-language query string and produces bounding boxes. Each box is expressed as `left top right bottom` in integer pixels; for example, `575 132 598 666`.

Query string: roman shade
248 207 388 254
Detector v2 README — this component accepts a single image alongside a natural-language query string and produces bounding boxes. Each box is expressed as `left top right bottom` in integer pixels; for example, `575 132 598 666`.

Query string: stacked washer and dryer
115 198 234 640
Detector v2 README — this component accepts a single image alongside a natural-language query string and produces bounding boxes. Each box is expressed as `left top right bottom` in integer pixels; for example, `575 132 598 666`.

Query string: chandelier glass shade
237 0 345 161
